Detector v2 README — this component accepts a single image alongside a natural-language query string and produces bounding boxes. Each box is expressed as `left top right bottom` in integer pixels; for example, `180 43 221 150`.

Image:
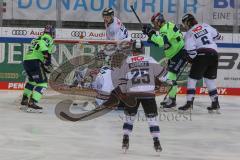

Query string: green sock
167 72 177 98
23 81 36 98
32 83 48 103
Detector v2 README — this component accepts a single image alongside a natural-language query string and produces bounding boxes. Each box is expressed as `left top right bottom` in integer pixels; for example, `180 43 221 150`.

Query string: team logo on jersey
12 30 27 36
194 29 208 39
131 56 144 62
192 26 203 33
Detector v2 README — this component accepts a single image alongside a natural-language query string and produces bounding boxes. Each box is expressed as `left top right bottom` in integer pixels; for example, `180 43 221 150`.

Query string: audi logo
131 33 146 39
71 31 87 37
12 30 28 36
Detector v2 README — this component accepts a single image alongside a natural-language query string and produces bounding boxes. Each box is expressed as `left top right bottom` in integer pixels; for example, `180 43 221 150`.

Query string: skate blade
155 148 162 152
178 109 192 114
26 108 43 113
154 146 163 153
19 105 28 111
162 107 177 112
208 109 221 114
122 147 128 153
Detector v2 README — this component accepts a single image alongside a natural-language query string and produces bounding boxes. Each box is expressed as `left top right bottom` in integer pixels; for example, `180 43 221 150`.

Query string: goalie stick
55 88 138 122
59 104 112 122
56 91 120 121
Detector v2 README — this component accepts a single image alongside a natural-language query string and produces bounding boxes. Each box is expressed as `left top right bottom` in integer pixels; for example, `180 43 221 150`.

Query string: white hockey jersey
117 55 164 97
94 66 114 95
105 17 129 40
184 23 221 52
93 66 114 106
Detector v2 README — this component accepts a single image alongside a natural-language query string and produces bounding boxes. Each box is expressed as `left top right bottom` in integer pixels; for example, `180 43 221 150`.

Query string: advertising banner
2 0 239 25
0 27 237 43
0 42 25 90
0 27 240 95
217 48 240 88
212 0 240 25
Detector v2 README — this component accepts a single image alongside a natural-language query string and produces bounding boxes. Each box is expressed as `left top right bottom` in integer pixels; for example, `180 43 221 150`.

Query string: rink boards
0 27 240 95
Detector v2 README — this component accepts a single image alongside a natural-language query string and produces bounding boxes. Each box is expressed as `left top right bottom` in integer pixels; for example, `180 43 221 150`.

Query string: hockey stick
59 104 112 122
56 88 138 122
162 62 189 102
129 0 143 27
56 92 120 121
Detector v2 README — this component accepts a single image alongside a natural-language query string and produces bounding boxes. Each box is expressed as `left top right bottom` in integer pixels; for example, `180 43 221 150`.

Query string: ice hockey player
20 25 55 113
114 39 164 152
102 7 129 40
92 8 130 108
92 57 114 106
178 14 221 113
142 12 187 110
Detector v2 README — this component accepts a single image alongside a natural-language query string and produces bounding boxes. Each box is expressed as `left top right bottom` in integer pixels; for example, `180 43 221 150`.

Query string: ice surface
0 90 240 160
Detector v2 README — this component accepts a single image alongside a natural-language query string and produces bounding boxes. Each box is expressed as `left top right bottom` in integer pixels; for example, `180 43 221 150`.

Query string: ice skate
178 100 193 113
160 98 168 106
26 98 43 113
153 137 162 152
161 97 177 112
20 95 29 110
207 98 220 114
20 95 28 105
122 135 129 153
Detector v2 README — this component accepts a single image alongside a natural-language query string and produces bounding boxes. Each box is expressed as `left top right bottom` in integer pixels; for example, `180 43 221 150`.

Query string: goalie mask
44 25 55 38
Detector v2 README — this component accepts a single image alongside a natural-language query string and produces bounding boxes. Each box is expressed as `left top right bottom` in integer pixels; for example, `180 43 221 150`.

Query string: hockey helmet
102 8 114 17
151 12 165 23
182 13 198 29
44 25 55 38
182 13 195 23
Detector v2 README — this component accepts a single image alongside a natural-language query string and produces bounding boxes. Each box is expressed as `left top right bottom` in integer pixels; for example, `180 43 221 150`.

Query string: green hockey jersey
150 22 184 59
24 33 54 62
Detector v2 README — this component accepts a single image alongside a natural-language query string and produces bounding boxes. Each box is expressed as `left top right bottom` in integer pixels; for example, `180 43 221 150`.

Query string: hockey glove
43 51 51 66
42 51 53 73
142 24 156 39
159 76 177 86
111 86 137 108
